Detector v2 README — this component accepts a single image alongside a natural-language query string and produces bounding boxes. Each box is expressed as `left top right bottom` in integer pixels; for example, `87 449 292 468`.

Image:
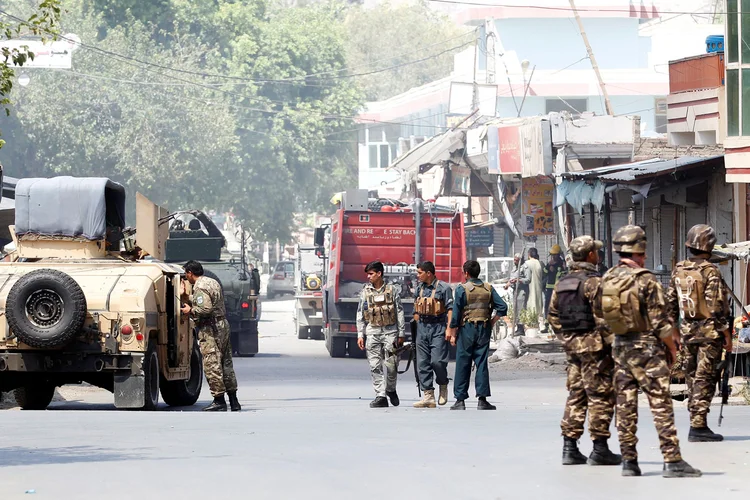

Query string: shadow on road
0 445 145 466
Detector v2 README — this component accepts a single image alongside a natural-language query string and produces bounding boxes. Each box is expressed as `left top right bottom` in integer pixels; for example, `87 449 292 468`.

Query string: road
1 297 749 499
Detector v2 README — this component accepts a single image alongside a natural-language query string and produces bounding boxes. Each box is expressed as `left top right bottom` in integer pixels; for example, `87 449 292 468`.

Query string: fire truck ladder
432 211 456 281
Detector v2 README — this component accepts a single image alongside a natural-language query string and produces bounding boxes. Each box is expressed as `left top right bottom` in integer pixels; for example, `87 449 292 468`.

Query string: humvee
0 177 202 410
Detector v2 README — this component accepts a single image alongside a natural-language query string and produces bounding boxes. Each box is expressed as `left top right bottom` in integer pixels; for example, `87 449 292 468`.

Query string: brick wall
633 138 724 161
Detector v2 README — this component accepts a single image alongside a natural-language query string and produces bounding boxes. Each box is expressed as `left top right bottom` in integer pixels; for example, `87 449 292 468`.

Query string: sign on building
487 120 553 177
522 177 555 236
465 226 494 247
0 38 78 69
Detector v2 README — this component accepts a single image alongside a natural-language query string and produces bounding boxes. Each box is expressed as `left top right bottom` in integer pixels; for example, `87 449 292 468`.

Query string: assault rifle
719 354 732 427
395 319 421 397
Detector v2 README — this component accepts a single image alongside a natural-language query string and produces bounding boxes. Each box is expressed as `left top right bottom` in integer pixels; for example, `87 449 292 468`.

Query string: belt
419 315 447 324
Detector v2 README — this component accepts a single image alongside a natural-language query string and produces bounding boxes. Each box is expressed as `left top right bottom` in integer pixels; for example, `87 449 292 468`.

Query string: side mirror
314 227 325 247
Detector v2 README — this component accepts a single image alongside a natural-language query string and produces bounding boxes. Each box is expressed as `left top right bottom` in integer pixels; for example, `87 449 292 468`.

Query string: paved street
1 297 749 499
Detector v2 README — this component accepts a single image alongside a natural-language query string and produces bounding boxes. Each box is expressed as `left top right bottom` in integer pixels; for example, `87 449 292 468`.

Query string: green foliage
345 1 472 101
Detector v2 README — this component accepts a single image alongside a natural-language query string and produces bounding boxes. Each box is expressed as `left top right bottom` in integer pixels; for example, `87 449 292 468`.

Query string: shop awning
387 129 465 184
557 155 724 214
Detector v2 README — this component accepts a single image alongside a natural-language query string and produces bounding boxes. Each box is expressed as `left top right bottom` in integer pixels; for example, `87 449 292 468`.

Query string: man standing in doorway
356 261 406 408
181 260 241 412
412 261 453 408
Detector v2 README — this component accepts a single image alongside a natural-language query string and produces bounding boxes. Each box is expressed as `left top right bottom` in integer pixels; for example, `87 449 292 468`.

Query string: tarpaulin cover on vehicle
14 177 126 240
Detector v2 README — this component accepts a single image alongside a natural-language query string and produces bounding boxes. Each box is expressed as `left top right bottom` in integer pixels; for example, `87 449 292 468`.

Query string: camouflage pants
613 344 682 462
560 348 615 441
198 319 238 397
685 340 723 428
366 331 399 397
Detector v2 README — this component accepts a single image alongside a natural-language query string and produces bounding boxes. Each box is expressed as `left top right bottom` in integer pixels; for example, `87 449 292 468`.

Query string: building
357 0 723 191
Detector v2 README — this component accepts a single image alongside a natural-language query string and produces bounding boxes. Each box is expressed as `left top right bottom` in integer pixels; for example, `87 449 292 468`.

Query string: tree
345 1 472 101
0 0 61 146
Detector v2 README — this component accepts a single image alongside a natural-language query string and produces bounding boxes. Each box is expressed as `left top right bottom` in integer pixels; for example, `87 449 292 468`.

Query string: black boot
450 399 466 410
228 391 242 412
477 397 496 410
203 395 228 412
562 437 587 465
588 438 622 466
663 460 702 478
386 391 400 407
688 426 723 442
369 396 388 408
622 460 642 477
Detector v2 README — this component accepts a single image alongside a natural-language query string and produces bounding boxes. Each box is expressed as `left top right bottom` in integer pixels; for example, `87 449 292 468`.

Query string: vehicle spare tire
6 269 87 349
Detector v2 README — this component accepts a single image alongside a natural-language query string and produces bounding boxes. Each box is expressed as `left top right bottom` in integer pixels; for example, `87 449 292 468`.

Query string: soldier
181 260 241 412
602 225 700 478
666 224 732 442
447 260 507 410
412 261 453 408
548 236 620 466
356 261 405 408
543 244 566 320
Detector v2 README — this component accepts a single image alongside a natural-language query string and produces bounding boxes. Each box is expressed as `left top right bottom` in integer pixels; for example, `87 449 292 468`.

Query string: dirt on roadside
489 353 567 381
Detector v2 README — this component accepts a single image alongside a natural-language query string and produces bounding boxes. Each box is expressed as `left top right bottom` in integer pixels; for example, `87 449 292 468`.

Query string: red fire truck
316 199 466 358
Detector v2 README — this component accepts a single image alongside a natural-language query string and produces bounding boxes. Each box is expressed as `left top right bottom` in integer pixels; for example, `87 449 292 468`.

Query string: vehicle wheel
297 326 308 340
15 383 56 410
329 337 347 358
160 338 203 407
142 341 160 411
267 291 275 300
6 269 87 348
202 270 223 288
311 326 324 341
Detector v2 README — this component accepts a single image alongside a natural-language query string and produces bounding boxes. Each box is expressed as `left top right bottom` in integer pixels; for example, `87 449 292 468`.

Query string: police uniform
547 236 620 466
449 278 507 409
666 224 730 442
191 275 240 411
603 225 700 478
356 283 405 407
413 278 453 408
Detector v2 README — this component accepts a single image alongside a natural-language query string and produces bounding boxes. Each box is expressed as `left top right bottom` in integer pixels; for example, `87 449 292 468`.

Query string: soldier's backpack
556 271 596 333
601 268 650 335
673 261 712 321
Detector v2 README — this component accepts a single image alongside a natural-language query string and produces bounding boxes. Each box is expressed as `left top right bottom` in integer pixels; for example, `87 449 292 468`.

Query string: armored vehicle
163 211 260 357
0 177 202 410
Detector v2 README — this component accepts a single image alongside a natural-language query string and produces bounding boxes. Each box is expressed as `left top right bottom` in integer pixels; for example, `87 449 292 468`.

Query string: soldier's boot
688 426 724 442
369 396 388 408
662 460 702 478
386 391 400 407
450 399 466 410
203 395 228 412
228 391 242 412
621 460 642 477
561 437 587 465
413 390 437 408
438 385 448 406
477 397 496 410
588 438 622 466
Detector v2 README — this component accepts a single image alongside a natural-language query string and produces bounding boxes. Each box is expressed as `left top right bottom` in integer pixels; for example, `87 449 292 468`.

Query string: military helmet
685 224 716 253
613 225 647 254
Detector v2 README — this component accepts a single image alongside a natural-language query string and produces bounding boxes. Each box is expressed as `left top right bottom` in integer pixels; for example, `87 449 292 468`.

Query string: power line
426 1 734 15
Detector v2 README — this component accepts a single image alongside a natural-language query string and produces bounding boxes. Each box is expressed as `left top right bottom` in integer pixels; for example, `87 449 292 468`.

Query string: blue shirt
449 279 508 328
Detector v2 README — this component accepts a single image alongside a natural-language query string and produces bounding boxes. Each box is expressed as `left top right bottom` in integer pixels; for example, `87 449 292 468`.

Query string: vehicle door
283 261 295 292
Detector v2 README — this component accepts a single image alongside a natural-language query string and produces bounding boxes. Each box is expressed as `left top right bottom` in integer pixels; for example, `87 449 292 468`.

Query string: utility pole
569 0 614 116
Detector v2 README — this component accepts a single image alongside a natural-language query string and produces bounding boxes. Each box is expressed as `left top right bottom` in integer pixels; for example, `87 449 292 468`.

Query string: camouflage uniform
666 224 730 430
548 237 614 443
605 263 681 462
191 275 238 398
356 283 405 397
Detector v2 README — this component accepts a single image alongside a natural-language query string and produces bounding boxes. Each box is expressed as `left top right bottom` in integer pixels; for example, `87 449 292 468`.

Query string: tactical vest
415 281 447 316
546 264 566 290
462 281 492 324
672 260 712 321
601 268 650 335
363 285 397 327
556 271 596 333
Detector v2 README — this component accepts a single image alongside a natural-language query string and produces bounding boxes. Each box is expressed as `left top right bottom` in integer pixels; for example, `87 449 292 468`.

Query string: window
743 68 750 135
654 97 667 133
368 144 378 169
284 263 294 273
743 0 750 63
545 98 588 114
379 144 389 168
728 69 740 136
729 0 739 63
